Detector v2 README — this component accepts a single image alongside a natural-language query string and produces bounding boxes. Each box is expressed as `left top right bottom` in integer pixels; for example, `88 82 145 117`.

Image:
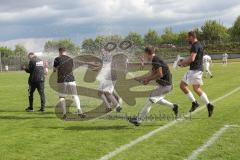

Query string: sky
0 0 240 51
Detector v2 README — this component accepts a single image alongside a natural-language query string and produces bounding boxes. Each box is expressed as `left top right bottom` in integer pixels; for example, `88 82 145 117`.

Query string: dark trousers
28 81 45 109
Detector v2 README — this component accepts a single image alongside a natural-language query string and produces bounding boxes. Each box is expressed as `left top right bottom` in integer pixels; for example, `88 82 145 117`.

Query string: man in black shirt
53 47 85 119
23 52 47 112
178 31 214 117
129 47 178 126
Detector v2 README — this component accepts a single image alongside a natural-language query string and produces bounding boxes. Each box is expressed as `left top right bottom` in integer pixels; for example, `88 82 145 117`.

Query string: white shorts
182 70 203 85
99 80 115 93
58 81 78 98
149 85 172 103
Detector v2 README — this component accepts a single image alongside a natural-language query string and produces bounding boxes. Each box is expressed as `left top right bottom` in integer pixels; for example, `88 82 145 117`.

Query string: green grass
0 63 240 160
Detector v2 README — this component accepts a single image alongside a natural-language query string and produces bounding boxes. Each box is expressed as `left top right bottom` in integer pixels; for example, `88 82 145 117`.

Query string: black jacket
25 56 45 84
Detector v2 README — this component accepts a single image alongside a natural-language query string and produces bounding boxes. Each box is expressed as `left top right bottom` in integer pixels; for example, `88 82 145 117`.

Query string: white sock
101 94 111 108
158 98 174 109
186 91 196 102
200 92 210 105
60 98 66 115
108 94 120 107
138 99 152 121
73 95 82 113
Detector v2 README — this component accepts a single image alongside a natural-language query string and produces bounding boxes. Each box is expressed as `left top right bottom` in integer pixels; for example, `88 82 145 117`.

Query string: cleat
129 117 141 126
189 101 199 112
25 107 34 112
207 103 214 117
78 113 87 118
106 108 112 112
62 114 67 120
116 106 122 113
173 104 179 117
38 108 45 112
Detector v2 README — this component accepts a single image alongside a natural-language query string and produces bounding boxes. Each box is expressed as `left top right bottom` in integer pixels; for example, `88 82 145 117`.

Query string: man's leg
26 83 36 111
180 80 199 112
36 82 46 111
192 84 214 117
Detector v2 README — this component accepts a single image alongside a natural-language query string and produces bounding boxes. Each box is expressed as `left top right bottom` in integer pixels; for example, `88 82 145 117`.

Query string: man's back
54 55 75 83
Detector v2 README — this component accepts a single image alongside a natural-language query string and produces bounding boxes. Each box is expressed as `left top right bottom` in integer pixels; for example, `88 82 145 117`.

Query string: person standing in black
23 52 47 112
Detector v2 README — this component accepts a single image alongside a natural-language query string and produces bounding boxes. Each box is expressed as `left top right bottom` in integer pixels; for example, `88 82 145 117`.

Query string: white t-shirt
203 55 211 64
97 51 113 81
222 53 228 59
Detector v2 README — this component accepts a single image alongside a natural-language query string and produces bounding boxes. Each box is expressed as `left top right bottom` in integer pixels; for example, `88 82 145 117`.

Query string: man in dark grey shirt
129 47 178 126
178 31 214 117
53 47 86 119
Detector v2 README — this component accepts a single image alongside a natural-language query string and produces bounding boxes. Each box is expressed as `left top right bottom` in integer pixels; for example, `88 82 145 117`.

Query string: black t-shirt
25 56 45 84
190 41 204 71
54 55 75 83
152 56 172 86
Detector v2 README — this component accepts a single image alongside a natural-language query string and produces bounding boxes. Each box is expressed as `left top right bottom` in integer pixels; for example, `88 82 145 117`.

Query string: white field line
187 124 240 160
98 86 240 160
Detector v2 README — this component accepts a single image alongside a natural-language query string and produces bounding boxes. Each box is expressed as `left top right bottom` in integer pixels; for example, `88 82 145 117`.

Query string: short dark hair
188 31 197 38
144 46 155 55
28 52 34 56
59 47 66 52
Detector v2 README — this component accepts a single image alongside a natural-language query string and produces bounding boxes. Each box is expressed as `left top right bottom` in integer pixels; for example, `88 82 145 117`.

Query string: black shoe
129 117 141 126
63 114 67 120
78 113 86 118
116 106 122 113
189 101 199 112
38 108 45 112
207 103 214 117
173 104 179 117
210 75 213 78
106 108 112 112
25 107 34 112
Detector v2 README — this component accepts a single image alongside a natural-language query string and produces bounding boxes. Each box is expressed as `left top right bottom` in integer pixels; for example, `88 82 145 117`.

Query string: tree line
1 16 240 58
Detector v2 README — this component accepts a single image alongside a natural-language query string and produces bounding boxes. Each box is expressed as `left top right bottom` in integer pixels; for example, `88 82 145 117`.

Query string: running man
53 47 85 119
129 47 179 126
222 53 228 65
94 49 122 112
203 52 213 78
178 31 214 117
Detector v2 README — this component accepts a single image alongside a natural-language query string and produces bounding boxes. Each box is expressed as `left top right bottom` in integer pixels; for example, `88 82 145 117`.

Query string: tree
144 29 161 47
14 44 28 64
0 47 14 58
125 32 144 47
81 38 96 54
201 20 229 42
230 16 240 41
161 27 178 44
176 31 188 46
44 39 80 55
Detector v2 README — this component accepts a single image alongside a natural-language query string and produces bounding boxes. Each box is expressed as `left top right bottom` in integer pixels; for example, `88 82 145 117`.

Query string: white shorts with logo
58 81 78 98
182 70 203 85
149 85 173 103
99 80 115 93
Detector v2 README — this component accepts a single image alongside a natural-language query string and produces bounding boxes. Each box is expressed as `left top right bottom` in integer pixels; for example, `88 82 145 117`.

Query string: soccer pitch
0 63 240 160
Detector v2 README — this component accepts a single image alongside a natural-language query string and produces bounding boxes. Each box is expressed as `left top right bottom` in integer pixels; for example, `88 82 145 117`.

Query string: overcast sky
0 0 240 51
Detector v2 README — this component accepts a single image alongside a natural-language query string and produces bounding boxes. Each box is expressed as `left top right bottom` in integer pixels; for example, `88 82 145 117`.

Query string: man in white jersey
203 52 213 78
222 53 228 65
95 49 122 112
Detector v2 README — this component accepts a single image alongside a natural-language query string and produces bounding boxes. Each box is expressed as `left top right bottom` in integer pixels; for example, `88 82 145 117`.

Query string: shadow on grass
0 115 55 120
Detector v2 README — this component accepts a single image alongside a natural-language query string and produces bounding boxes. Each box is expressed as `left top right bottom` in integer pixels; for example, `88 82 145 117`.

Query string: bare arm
178 53 196 67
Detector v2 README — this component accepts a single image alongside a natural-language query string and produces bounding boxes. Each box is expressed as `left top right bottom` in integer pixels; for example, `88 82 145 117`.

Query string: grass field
0 62 240 160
